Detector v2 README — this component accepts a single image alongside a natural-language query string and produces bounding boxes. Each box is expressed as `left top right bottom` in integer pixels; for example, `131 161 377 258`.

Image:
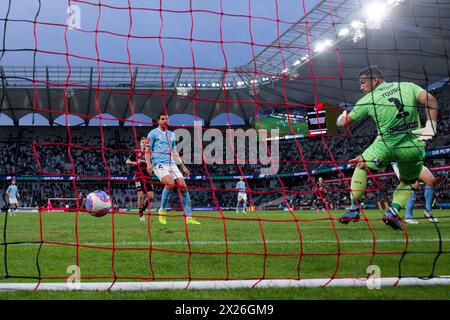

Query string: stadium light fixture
314 39 333 53
339 27 350 37
363 1 390 29
351 20 364 30
292 60 301 67
350 20 365 42
236 80 245 87
177 87 190 96
281 68 289 74
387 0 404 7
315 43 325 53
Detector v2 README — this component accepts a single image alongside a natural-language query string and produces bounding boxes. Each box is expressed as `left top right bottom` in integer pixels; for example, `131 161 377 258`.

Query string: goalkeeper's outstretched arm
336 110 357 127
412 91 439 141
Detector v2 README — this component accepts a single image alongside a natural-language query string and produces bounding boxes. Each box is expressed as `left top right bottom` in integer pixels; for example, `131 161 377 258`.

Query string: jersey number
388 98 410 119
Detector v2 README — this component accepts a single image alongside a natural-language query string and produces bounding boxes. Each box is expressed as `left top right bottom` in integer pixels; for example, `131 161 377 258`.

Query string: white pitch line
22 237 450 247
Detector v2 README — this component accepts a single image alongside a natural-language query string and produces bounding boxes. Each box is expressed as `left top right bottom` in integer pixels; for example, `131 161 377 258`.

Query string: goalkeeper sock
350 167 367 210
405 191 416 219
181 192 192 216
392 182 413 211
139 206 144 217
160 187 172 211
424 186 434 212
243 202 247 211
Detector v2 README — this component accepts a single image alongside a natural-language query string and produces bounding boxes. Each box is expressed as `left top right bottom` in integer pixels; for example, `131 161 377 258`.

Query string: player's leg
420 167 439 223
159 176 174 224
143 191 154 211
9 198 18 215
384 147 424 230
242 196 247 213
137 190 144 218
175 176 200 225
135 179 145 220
339 149 380 224
153 165 175 225
315 198 320 213
404 190 418 224
168 164 200 225
140 179 155 222
236 197 241 213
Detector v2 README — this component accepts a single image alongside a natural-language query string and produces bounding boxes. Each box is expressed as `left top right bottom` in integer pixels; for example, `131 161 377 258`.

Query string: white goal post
0 277 449 291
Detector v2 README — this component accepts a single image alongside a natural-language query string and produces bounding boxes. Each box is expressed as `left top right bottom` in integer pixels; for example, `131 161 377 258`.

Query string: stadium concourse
0 82 449 212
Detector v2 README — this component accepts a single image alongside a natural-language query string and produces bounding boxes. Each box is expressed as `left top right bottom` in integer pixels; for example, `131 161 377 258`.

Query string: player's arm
336 110 357 127
126 153 137 166
412 90 439 141
5 186 10 197
145 146 153 175
337 97 371 128
145 135 153 175
172 149 189 177
419 91 439 122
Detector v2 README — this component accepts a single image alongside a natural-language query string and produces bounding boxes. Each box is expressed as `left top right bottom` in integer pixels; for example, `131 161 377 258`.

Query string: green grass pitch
0 209 449 299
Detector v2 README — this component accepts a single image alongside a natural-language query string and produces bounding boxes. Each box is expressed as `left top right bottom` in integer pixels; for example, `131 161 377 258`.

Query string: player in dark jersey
313 177 327 213
126 137 154 221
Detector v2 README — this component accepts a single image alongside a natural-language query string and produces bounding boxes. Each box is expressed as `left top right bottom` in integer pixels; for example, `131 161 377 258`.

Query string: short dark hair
140 136 147 142
158 113 167 120
359 66 383 80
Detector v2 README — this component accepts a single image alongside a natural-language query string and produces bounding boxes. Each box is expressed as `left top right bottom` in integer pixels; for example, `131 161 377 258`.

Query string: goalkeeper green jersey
349 81 425 149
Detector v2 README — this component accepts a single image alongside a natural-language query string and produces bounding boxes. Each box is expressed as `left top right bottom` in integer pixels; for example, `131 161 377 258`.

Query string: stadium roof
1 0 449 125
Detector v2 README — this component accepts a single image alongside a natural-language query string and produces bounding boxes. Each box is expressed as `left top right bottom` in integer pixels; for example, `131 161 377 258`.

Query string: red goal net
1 0 449 290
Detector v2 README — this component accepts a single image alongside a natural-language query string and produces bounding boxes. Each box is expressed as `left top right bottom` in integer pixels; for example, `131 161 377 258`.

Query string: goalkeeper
336 66 439 230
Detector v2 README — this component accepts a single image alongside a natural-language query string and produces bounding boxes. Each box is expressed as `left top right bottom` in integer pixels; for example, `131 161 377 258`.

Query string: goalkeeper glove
412 120 437 141
336 110 348 127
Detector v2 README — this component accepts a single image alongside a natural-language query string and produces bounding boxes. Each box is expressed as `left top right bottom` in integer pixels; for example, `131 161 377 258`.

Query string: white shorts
153 164 184 181
9 197 18 205
238 192 247 202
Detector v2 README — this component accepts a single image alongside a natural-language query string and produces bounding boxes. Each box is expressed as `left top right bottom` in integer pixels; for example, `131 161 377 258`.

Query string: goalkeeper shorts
362 140 425 183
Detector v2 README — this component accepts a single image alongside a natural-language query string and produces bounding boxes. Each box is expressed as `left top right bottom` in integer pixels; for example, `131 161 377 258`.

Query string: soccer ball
85 190 112 217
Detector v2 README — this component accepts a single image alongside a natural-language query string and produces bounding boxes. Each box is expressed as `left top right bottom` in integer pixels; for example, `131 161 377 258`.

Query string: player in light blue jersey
145 113 201 225
235 176 248 214
5 179 20 215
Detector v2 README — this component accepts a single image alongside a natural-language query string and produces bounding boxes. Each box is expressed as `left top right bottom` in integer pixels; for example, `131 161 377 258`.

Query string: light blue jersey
147 128 177 165
7 185 18 198
236 181 246 193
